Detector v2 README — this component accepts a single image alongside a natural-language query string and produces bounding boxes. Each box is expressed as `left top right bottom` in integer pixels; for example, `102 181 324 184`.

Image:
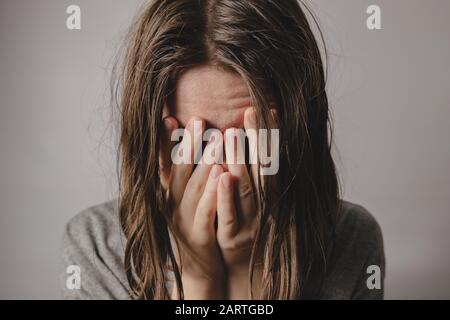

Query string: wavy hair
115 0 340 299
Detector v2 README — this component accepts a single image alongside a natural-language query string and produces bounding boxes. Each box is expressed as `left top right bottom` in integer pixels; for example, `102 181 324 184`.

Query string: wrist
172 274 226 300
226 265 263 300
227 272 249 300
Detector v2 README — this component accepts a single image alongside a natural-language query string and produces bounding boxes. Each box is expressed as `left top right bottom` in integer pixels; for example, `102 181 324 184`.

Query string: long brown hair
115 0 339 299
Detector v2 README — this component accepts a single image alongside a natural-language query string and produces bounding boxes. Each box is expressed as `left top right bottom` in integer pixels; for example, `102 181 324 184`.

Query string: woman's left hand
216 107 262 299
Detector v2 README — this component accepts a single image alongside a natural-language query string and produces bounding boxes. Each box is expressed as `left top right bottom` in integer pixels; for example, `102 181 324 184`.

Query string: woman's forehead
165 65 252 131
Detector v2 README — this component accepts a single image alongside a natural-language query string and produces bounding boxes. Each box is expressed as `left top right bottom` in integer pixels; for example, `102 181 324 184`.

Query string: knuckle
204 181 217 194
217 236 236 250
195 209 209 222
191 230 214 248
220 215 235 226
239 182 254 199
186 180 203 195
195 206 215 225
224 239 238 251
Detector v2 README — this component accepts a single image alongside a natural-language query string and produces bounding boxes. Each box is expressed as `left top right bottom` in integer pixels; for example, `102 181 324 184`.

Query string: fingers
185 133 224 203
160 117 179 190
244 107 278 195
192 165 223 246
169 117 204 205
217 172 238 239
224 127 255 218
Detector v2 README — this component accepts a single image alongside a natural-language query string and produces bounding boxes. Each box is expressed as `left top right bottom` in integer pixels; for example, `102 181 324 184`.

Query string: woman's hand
216 108 261 299
160 116 226 299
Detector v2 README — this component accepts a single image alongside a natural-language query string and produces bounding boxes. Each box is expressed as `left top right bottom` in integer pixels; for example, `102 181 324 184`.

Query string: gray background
0 0 449 299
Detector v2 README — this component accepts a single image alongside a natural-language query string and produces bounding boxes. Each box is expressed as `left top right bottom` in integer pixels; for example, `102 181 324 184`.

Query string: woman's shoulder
336 200 384 250
62 200 125 260
318 200 385 299
336 200 384 259
64 200 121 242
61 199 131 299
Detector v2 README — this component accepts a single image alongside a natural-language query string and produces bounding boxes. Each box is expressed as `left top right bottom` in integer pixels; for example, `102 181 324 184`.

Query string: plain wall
0 0 449 299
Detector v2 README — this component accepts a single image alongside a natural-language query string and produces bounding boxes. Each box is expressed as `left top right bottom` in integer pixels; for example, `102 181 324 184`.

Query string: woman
61 0 385 300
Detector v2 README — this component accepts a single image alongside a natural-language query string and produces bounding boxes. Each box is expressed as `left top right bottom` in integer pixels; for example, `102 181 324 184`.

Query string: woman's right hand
160 116 225 299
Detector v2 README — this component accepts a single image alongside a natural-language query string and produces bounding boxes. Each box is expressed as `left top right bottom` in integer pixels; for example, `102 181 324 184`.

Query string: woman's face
165 65 252 132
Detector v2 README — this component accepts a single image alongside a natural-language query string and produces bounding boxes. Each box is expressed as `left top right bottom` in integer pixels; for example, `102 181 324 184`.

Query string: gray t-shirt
60 200 385 299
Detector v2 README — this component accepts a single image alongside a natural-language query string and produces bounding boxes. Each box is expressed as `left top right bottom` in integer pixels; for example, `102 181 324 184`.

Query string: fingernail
222 173 232 188
247 108 256 124
225 128 235 142
186 119 193 130
163 118 173 131
189 117 202 129
210 165 222 180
